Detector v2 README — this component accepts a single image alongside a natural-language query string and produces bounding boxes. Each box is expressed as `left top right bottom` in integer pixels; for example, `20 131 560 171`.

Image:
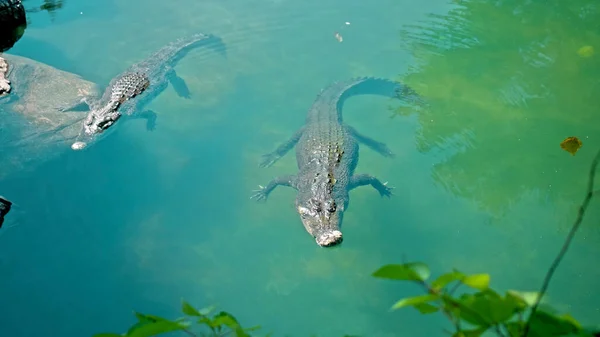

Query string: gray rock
0 54 101 179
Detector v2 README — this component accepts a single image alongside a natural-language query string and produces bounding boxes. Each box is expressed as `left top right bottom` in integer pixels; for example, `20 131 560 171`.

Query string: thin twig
523 148 600 337
448 282 462 296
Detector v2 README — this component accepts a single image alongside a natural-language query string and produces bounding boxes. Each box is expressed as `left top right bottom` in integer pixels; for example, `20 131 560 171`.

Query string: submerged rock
0 54 101 179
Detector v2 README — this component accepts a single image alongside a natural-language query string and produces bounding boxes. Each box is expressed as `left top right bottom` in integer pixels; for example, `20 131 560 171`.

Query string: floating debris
577 45 594 58
334 32 343 42
560 136 582 156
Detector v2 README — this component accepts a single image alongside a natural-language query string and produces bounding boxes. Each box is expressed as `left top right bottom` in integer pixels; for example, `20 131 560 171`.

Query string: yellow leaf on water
461 273 490 290
577 45 594 58
560 136 582 156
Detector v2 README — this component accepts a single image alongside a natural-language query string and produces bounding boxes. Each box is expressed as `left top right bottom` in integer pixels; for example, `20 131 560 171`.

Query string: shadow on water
0 131 169 337
392 0 600 221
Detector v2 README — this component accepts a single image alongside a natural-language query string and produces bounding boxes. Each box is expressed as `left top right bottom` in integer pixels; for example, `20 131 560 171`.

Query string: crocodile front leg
166 68 191 99
346 125 394 157
250 175 298 201
132 109 157 131
349 174 394 197
259 127 305 168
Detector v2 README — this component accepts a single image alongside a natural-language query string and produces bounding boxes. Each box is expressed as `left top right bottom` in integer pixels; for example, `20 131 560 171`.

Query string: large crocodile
251 77 424 247
64 32 226 151
0 196 12 229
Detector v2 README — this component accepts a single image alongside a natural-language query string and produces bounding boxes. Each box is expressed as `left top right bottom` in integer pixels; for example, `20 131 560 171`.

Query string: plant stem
523 148 600 337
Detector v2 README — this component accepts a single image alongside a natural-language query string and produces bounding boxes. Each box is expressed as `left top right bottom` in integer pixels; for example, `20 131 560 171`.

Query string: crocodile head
71 102 121 151
295 194 344 247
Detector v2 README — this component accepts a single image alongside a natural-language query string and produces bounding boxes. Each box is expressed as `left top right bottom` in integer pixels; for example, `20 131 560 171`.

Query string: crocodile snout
71 141 87 150
315 230 343 247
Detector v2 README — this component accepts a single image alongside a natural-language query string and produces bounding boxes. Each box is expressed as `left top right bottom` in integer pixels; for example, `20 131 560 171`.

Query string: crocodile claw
381 181 395 198
250 185 268 202
259 153 280 168
382 147 395 158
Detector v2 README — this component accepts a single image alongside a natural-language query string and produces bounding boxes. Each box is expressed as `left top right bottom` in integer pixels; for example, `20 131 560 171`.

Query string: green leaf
181 300 202 317
198 305 216 316
92 334 123 337
391 294 439 310
442 295 490 327
244 325 262 332
132 312 171 323
445 290 520 326
461 274 490 290
431 270 465 291
529 309 581 336
211 311 240 328
506 290 540 306
413 303 440 314
372 263 431 282
505 322 524 337
125 320 186 337
451 327 488 337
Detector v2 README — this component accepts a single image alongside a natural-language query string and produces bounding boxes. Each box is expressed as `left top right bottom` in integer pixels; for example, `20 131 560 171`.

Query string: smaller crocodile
0 196 12 229
251 77 424 247
64 32 226 151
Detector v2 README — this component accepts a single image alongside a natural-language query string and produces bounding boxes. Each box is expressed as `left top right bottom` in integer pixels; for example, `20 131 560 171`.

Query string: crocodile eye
328 202 337 213
298 206 311 218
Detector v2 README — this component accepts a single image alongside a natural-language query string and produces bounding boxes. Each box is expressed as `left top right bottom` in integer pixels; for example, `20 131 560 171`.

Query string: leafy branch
372 148 600 337
93 301 262 337
523 147 600 337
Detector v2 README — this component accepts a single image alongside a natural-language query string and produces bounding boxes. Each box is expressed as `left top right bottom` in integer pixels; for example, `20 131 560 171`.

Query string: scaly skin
0 56 10 95
66 32 227 151
0 195 12 229
251 77 425 247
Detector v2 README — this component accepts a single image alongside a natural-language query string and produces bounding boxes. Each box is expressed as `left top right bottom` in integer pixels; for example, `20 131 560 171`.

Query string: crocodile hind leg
349 174 394 197
346 125 394 157
259 127 305 168
132 109 157 131
251 175 298 201
167 68 191 99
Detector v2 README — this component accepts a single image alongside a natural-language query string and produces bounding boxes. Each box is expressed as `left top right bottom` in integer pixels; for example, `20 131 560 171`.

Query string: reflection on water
392 0 600 328
396 0 600 218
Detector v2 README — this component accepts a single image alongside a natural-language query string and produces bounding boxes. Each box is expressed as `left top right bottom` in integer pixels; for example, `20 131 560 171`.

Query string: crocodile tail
317 76 425 121
158 32 228 67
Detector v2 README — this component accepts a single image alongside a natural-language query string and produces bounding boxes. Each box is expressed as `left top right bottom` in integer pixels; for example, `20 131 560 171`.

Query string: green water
0 0 599 336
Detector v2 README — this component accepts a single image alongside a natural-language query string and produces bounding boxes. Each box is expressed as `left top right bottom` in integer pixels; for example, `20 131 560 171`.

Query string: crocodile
0 196 12 229
63 32 226 151
251 77 424 247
